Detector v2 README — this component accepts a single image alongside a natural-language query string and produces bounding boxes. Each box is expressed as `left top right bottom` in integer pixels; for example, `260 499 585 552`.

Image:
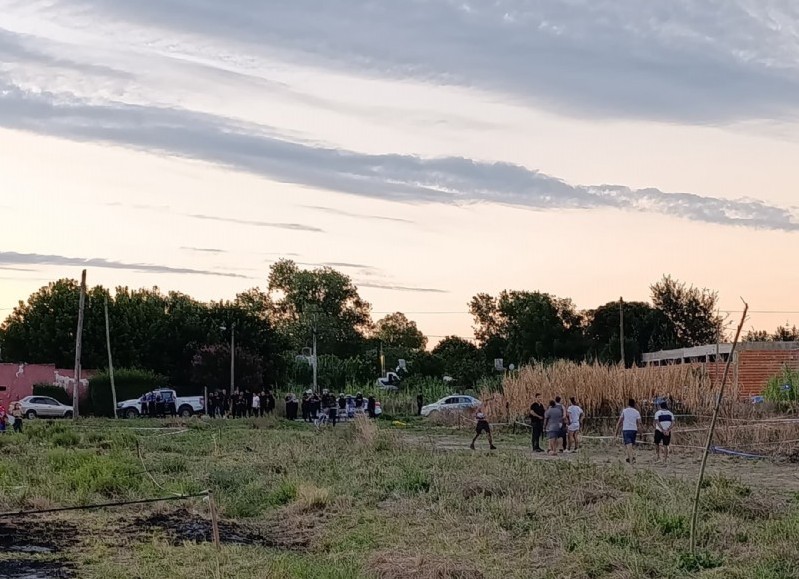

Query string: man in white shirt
653 402 675 462
615 398 642 464
566 397 584 453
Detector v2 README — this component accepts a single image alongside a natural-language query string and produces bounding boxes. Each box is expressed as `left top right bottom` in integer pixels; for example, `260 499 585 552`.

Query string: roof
643 341 799 363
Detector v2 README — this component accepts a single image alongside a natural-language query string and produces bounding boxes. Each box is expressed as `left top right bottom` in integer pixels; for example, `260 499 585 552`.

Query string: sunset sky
2 0 799 344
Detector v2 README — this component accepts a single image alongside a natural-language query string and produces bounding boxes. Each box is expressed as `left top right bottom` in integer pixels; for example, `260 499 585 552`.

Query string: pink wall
0 364 95 406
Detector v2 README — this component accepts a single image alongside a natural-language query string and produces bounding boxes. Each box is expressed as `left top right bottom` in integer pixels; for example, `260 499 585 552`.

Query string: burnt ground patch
126 508 321 551
0 519 77 554
0 520 76 578
0 559 74 579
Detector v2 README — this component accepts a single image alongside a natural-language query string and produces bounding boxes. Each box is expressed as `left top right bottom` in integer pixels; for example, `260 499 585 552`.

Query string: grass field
2 416 799 578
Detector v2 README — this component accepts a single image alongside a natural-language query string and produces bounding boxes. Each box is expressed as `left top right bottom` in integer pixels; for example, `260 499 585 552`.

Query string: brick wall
736 349 799 399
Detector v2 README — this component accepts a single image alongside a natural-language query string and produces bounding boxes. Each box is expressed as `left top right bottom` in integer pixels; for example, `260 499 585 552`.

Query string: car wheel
178 406 192 418
26 410 37 420
64 411 73 419
125 408 139 419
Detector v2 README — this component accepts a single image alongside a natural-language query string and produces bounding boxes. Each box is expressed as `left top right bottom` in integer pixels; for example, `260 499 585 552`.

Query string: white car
116 388 205 418
421 395 481 417
18 396 74 419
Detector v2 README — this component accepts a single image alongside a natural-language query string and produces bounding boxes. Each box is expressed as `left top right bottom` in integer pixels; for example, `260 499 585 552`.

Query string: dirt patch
368 551 485 579
0 520 77 554
127 508 319 551
0 559 73 578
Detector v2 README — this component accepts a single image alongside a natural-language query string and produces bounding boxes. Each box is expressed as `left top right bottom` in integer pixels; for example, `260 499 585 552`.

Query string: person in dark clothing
310 393 321 420
416 393 424 416
266 391 276 415
155 393 164 418
529 393 545 452
207 392 216 419
555 396 567 452
148 393 156 418
301 392 310 422
470 411 496 450
141 393 149 418
259 391 267 417
320 390 337 426
285 394 299 420
367 396 376 419
355 392 364 410
245 390 253 417
166 391 177 418
338 393 346 410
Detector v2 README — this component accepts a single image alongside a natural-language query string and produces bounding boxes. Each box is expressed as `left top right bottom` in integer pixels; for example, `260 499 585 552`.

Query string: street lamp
221 322 236 391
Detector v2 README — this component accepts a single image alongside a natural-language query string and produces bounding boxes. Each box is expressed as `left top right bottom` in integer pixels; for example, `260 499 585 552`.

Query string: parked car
420 395 481 417
17 396 74 419
116 388 204 419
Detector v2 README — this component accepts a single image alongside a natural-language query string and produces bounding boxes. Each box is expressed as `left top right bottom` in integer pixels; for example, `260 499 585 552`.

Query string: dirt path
400 430 799 494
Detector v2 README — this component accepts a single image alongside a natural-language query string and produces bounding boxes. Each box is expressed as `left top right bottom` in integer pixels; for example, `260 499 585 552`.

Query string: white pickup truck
116 388 204 419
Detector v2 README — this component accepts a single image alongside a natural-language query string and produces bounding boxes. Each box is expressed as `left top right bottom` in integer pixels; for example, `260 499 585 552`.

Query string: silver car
420 395 481 417
18 396 74 419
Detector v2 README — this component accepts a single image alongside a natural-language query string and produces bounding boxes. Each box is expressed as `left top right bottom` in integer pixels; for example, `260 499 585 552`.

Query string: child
470 411 496 450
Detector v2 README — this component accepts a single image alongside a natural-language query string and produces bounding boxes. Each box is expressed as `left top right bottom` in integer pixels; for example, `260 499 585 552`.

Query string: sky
2 0 799 345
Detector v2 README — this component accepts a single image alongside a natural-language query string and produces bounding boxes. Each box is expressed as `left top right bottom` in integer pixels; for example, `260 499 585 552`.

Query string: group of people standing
528 394 675 462
287 389 378 423
528 394 584 456
0 403 23 434
207 389 276 418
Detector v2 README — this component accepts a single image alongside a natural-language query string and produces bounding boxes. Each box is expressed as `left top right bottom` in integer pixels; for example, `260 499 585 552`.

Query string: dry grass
483 361 737 420
368 551 485 579
294 483 331 513
352 413 379 447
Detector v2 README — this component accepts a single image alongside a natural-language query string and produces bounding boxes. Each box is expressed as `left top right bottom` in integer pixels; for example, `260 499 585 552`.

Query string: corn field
482 361 736 420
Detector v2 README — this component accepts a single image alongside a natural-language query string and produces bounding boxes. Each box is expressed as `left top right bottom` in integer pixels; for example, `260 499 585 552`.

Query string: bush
89 368 165 417
763 366 799 404
32 383 72 405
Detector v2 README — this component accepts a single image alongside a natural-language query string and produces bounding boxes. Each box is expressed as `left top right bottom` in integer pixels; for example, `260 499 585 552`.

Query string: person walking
566 397 584 453
616 398 642 464
529 393 545 452
544 400 564 456
470 411 496 450
653 401 675 463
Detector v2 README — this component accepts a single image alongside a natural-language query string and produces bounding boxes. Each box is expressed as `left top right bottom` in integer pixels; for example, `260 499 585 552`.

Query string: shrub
32 383 71 405
763 366 799 404
89 368 165 416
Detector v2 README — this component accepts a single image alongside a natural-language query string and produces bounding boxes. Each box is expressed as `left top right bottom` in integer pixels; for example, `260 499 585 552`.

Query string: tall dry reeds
482 361 736 420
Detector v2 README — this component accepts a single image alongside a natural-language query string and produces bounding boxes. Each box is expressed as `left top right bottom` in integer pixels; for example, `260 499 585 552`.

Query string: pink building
0 364 96 406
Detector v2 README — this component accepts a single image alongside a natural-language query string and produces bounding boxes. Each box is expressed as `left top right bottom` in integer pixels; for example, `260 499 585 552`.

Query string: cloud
2 82 799 232
47 0 799 124
180 247 227 254
303 205 413 224
0 252 250 278
358 282 448 294
185 213 323 232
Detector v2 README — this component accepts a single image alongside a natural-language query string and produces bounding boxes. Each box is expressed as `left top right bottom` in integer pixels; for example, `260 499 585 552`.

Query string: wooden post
689 300 748 554
72 270 87 419
619 297 625 367
104 296 118 418
208 492 221 550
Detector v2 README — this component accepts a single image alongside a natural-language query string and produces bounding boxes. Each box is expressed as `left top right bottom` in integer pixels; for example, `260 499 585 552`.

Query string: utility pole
619 297 625 367
104 296 118 418
230 322 236 392
311 316 318 392
73 270 87 419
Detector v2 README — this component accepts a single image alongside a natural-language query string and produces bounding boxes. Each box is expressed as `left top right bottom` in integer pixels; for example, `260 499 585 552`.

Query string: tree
585 301 672 366
191 344 264 392
469 290 585 365
773 324 799 342
374 312 427 351
743 329 770 342
431 336 487 387
268 259 372 358
650 275 722 348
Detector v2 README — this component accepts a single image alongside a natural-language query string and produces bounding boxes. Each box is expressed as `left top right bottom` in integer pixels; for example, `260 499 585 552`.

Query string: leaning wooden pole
104 296 118 418
72 270 87 420
689 300 748 554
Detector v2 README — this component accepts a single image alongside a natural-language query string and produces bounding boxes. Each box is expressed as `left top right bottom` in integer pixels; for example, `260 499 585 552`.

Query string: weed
678 550 724 572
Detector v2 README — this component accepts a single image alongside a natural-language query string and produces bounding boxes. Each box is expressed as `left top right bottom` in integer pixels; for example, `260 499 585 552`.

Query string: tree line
0 259 779 392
